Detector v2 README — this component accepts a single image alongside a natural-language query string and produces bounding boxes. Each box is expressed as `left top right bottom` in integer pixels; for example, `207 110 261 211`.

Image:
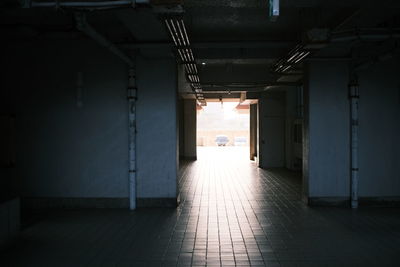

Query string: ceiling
1 0 400 98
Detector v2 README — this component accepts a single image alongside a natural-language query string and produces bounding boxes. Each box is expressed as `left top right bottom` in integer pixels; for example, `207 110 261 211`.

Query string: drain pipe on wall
349 75 359 209
127 68 137 210
75 12 137 210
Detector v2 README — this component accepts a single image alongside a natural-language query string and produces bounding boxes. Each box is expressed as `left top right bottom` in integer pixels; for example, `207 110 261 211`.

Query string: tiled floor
1 147 400 266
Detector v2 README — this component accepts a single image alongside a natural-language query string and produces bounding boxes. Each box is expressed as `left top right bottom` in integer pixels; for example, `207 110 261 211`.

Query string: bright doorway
196 99 250 160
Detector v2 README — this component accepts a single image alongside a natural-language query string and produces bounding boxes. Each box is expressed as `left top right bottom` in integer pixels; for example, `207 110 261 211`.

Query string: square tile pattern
1 147 399 266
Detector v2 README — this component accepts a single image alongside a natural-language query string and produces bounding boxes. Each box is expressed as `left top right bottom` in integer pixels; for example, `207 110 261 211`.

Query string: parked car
215 135 229 146
234 136 247 146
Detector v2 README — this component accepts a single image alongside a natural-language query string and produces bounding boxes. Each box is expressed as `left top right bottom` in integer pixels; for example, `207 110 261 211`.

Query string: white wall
1 40 130 199
136 56 178 200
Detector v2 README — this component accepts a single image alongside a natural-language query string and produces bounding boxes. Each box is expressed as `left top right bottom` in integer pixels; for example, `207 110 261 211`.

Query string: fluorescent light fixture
294 51 310 63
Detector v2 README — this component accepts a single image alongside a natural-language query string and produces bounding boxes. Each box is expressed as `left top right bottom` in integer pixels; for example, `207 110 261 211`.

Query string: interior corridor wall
285 87 299 170
182 99 197 159
304 61 350 202
357 56 400 198
136 56 178 206
1 40 130 205
304 58 400 204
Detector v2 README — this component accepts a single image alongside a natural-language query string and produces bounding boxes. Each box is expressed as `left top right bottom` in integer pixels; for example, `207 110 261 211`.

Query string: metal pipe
26 0 150 8
349 80 359 209
128 68 137 210
75 12 134 67
331 32 400 42
306 57 351 61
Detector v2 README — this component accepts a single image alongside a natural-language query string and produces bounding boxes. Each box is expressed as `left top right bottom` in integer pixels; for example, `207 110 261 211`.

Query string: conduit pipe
349 78 359 209
75 12 137 209
331 28 400 42
127 68 137 210
165 18 206 105
24 0 150 8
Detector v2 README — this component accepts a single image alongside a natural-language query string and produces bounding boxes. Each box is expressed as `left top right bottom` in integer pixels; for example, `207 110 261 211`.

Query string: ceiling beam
120 40 295 49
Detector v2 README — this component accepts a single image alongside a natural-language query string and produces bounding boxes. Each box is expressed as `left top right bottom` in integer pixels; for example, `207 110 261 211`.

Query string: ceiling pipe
75 12 134 67
331 28 400 42
22 0 150 8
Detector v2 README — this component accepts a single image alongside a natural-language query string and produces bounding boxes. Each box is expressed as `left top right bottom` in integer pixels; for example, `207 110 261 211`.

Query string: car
215 135 229 146
234 136 247 146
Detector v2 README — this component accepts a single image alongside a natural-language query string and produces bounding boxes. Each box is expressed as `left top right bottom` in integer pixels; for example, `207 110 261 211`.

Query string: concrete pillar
303 61 350 205
183 99 197 160
258 91 286 168
136 56 179 207
285 87 299 170
249 103 258 161
178 98 185 159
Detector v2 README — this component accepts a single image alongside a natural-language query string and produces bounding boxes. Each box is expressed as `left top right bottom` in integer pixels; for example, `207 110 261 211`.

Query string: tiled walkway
1 147 400 266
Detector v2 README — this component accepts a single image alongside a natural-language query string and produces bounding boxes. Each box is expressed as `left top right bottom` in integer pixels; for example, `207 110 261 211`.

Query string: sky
197 101 249 131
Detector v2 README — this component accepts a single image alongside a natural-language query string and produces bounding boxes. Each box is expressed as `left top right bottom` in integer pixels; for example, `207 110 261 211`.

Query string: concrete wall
1 39 179 207
0 40 130 202
304 61 350 200
285 87 301 170
259 91 286 168
304 57 400 204
178 98 185 159
182 99 197 159
358 57 400 198
136 56 178 203
249 104 258 161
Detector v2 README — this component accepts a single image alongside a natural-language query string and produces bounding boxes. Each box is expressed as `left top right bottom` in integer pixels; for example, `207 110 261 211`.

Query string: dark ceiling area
1 0 400 98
